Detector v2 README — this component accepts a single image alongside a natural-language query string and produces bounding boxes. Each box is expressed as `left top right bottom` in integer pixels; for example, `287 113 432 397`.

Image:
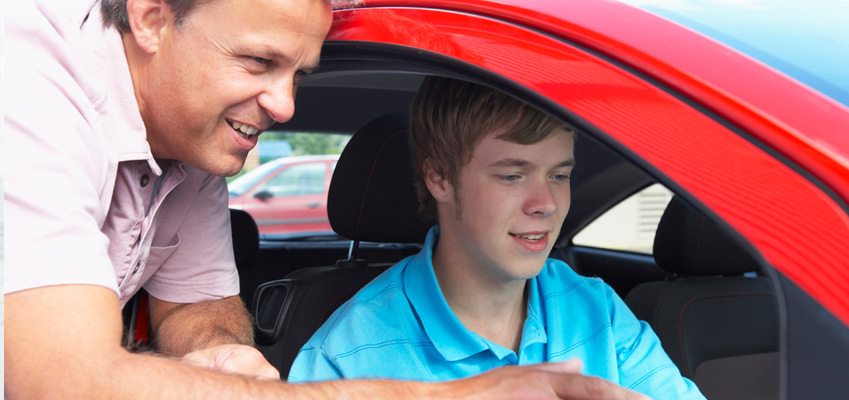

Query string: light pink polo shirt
5 0 240 308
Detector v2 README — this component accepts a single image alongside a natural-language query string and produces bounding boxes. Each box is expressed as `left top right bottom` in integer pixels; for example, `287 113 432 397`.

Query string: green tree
260 132 349 156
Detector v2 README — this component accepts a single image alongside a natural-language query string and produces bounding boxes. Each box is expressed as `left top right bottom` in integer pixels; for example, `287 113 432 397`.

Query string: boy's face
139 0 331 177
435 129 575 284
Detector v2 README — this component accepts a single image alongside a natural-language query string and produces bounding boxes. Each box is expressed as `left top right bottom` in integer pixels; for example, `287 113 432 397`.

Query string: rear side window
260 162 328 197
573 184 673 254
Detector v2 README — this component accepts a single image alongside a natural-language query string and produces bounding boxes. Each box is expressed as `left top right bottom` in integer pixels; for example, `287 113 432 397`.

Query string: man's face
139 0 332 176
437 129 575 284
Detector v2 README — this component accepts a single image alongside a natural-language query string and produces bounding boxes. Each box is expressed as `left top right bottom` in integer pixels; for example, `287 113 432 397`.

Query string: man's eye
500 175 520 182
250 57 270 65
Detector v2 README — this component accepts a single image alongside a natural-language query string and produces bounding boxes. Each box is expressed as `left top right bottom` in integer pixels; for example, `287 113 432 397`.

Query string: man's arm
4 285 282 399
147 294 282 380
5 284 650 399
149 294 254 355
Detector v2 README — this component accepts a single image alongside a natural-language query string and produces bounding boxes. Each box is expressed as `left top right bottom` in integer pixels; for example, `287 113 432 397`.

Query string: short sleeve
4 0 118 296
143 170 240 303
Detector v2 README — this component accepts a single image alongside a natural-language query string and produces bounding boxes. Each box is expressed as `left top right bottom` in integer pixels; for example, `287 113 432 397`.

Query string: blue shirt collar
404 226 548 362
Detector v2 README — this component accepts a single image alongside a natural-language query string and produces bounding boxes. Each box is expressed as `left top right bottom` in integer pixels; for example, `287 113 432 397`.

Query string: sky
617 0 849 106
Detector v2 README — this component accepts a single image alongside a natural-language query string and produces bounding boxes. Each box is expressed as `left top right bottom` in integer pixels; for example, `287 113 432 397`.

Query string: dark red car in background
228 155 339 235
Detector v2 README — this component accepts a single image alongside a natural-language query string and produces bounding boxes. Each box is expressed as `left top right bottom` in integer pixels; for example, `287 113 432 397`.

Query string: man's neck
432 244 529 353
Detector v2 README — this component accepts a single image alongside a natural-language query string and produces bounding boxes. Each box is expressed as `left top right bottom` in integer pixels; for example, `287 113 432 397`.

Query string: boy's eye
552 174 571 183
501 175 520 182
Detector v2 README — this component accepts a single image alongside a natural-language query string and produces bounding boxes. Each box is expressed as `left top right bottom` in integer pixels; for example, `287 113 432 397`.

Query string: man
288 77 705 399
4 0 651 398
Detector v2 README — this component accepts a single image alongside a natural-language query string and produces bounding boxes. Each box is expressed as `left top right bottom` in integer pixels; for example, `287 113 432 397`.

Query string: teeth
512 233 545 241
231 121 259 138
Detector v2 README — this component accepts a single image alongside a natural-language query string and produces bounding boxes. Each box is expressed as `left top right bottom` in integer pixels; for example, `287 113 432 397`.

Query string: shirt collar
404 226 549 362
404 226 489 361
521 276 548 351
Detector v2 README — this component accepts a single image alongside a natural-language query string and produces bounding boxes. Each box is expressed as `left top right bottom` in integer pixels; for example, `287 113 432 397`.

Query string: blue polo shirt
289 227 703 399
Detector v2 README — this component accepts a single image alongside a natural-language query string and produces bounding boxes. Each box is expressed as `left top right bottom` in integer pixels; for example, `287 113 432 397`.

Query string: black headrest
653 196 758 276
230 208 259 269
327 113 436 243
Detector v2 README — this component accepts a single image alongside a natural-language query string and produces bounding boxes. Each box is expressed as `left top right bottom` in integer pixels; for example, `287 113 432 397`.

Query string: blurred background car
228 155 339 235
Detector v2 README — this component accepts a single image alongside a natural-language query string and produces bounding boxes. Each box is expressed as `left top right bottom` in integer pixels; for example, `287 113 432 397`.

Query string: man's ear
423 158 453 203
126 0 168 54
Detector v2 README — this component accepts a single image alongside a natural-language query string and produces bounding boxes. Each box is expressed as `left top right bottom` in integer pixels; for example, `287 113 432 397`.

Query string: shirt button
133 261 141 274
140 174 150 187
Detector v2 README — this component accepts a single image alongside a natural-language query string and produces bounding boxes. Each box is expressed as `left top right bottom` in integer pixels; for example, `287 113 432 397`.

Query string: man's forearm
111 351 435 400
6 280 651 400
151 295 254 356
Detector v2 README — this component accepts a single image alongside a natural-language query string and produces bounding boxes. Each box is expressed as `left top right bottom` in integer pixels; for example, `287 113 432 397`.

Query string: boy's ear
126 0 168 54
423 158 453 203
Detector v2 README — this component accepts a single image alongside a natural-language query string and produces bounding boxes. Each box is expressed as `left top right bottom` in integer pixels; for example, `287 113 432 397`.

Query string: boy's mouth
509 232 546 242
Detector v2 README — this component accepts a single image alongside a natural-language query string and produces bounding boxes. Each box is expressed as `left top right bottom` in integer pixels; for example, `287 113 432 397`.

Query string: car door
242 160 333 235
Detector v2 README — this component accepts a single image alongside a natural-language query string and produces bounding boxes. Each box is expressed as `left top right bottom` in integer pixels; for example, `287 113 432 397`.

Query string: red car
239 0 849 398
228 155 339 235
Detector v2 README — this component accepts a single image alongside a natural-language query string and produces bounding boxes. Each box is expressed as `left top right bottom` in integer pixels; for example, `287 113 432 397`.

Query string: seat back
254 113 434 377
230 208 260 270
625 197 779 400
230 208 262 306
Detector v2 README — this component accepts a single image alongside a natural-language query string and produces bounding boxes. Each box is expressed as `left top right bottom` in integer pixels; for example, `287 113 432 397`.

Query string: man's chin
217 164 247 178
192 157 247 177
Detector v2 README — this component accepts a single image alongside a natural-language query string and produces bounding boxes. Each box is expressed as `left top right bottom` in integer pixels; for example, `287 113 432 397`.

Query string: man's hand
442 359 653 400
180 343 281 381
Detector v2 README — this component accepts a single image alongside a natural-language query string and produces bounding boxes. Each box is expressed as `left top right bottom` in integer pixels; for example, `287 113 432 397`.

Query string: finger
180 350 216 370
218 361 280 381
214 345 281 381
255 365 281 381
552 374 653 400
532 358 584 374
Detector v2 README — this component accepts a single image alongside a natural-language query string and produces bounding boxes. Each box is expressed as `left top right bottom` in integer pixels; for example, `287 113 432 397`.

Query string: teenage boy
289 76 705 399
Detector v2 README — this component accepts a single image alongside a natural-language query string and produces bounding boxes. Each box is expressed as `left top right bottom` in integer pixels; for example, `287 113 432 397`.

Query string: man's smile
228 119 262 139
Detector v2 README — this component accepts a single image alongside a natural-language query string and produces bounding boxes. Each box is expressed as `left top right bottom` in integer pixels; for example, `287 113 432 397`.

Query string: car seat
230 208 262 307
624 196 780 400
231 208 260 271
253 112 435 377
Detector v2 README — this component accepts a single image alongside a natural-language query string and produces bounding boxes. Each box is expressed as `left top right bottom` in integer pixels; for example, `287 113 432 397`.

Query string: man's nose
257 79 296 124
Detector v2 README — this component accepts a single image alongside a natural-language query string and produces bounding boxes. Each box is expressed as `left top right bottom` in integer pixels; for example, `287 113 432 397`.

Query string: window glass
228 160 283 196
573 184 673 254
260 162 327 197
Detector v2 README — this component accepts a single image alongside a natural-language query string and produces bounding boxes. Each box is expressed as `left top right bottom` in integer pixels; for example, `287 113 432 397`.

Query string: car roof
325 0 849 172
